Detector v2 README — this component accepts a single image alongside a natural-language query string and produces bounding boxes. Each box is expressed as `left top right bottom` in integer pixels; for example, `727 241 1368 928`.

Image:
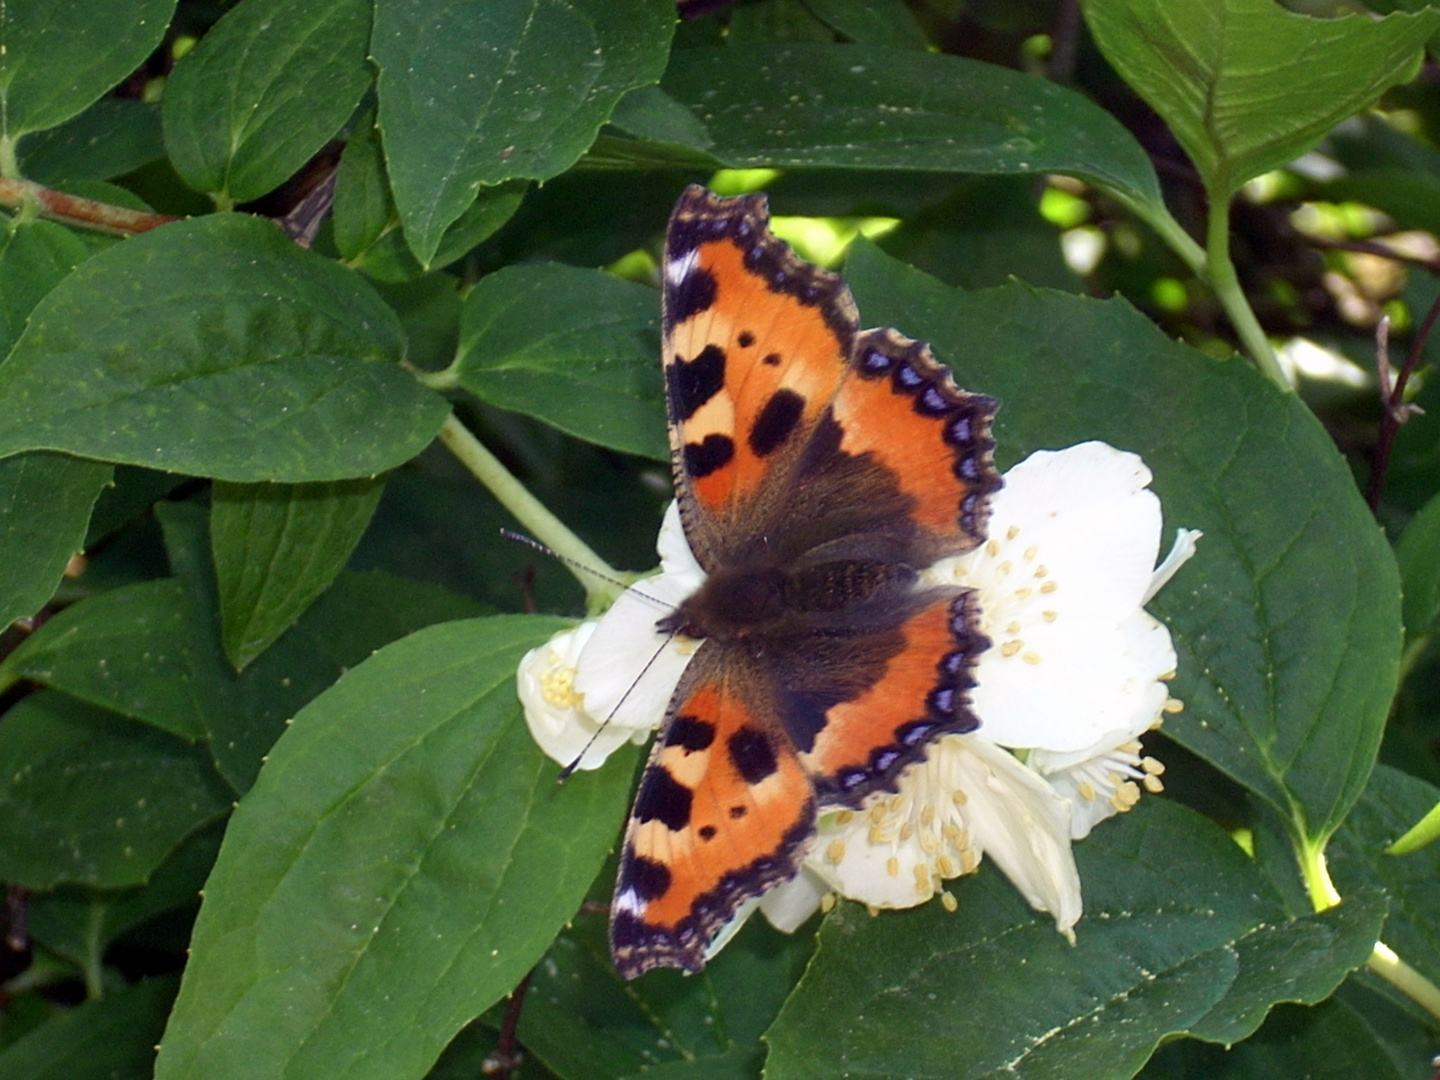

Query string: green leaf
607 85 715 150
1322 167 1440 238
372 0 674 265
1083 0 1440 199
519 906 814 1079
16 97 165 185
0 976 179 1080
1330 765 1440 988
154 615 635 1080
1143 997 1408 1080
26 821 224 970
841 241 1401 844
162 0 372 203
0 214 449 482
452 263 666 460
0 219 91 356
0 0 175 142
212 477 387 671
1 579 211 741
0 452 111 628
208 571 494 792
660 45 1172 231
879 175 1080 291
333 115 395 261
1397 488 1440 640
159 498 494 791
766 802 1383 1079
802 0 929 47
334 111 530 279
0 692 231 889
371 274 463 373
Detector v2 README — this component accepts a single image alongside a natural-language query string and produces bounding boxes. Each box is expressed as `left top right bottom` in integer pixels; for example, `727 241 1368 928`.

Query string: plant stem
1295 830 1440 1021
1368 941 1440 1023
436 412 627 611
0 176 180 236
82 902 107 1000
1398 633 1430 685
1205 195 1287 389
1107 188 1207 278
1296 836 1342 911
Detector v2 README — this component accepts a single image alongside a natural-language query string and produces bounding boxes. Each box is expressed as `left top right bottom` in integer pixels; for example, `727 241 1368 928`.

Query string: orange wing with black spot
611 186 1000 979
610 662 816 977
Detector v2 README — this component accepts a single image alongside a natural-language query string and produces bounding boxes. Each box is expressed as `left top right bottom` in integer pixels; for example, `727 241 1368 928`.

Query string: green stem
0 136 19 181
1398 633 1431 685
436 412 628 611
1368 941 1440 1023
1103 186 1208 279
1294 833 1440 1022
1206 192 1288 390
82 901 107 1000
1295 835 1341 912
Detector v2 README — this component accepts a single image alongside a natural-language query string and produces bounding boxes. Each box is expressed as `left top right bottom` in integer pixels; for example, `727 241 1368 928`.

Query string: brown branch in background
0 176 179 236
5 886 28 952
1368 301 1435 511
276 166 337 249
1309 233 1440 274
1047 0 1081 85
481 970 533 1080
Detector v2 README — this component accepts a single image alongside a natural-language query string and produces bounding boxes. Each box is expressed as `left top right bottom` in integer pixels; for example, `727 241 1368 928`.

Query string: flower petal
950 737 1082 936
574 502 701 734
519 622 649 771
759 867 829 933
806 734 1082 936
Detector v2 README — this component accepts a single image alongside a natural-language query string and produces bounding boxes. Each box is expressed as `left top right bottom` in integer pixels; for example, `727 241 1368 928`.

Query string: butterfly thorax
659 558 920 642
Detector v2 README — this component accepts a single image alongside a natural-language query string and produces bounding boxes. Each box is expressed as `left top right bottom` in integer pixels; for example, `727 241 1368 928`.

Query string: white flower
807 443 1197 934
517 621 652 771
517 441 1198 942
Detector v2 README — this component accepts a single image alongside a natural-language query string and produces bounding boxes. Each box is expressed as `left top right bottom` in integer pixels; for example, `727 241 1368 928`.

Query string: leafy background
0 1 1439 1078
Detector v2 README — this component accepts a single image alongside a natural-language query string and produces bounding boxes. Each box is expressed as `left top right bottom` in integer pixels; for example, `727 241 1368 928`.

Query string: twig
1308 234 1440 274
481 971 533 1080
0 176 179 236
277 167 337 249
1368 299 1436 510
1047 0 1081 85
4 885 27 951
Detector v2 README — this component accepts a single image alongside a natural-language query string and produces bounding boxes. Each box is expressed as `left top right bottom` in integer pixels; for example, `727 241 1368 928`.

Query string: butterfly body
610 186 1001 978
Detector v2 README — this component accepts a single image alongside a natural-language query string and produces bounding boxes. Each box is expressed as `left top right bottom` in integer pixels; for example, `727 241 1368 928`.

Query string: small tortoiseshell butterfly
610 186 1002 978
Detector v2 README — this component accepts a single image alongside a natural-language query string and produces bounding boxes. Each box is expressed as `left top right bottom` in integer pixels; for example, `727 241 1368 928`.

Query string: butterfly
609 185 1002 978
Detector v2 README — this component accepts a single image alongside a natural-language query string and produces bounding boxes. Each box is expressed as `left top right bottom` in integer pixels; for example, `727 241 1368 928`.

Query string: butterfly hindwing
611 656 814 978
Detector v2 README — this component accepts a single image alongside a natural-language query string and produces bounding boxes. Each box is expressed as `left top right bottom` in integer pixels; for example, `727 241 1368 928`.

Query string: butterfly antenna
558 630 680 781
499 528 670 610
